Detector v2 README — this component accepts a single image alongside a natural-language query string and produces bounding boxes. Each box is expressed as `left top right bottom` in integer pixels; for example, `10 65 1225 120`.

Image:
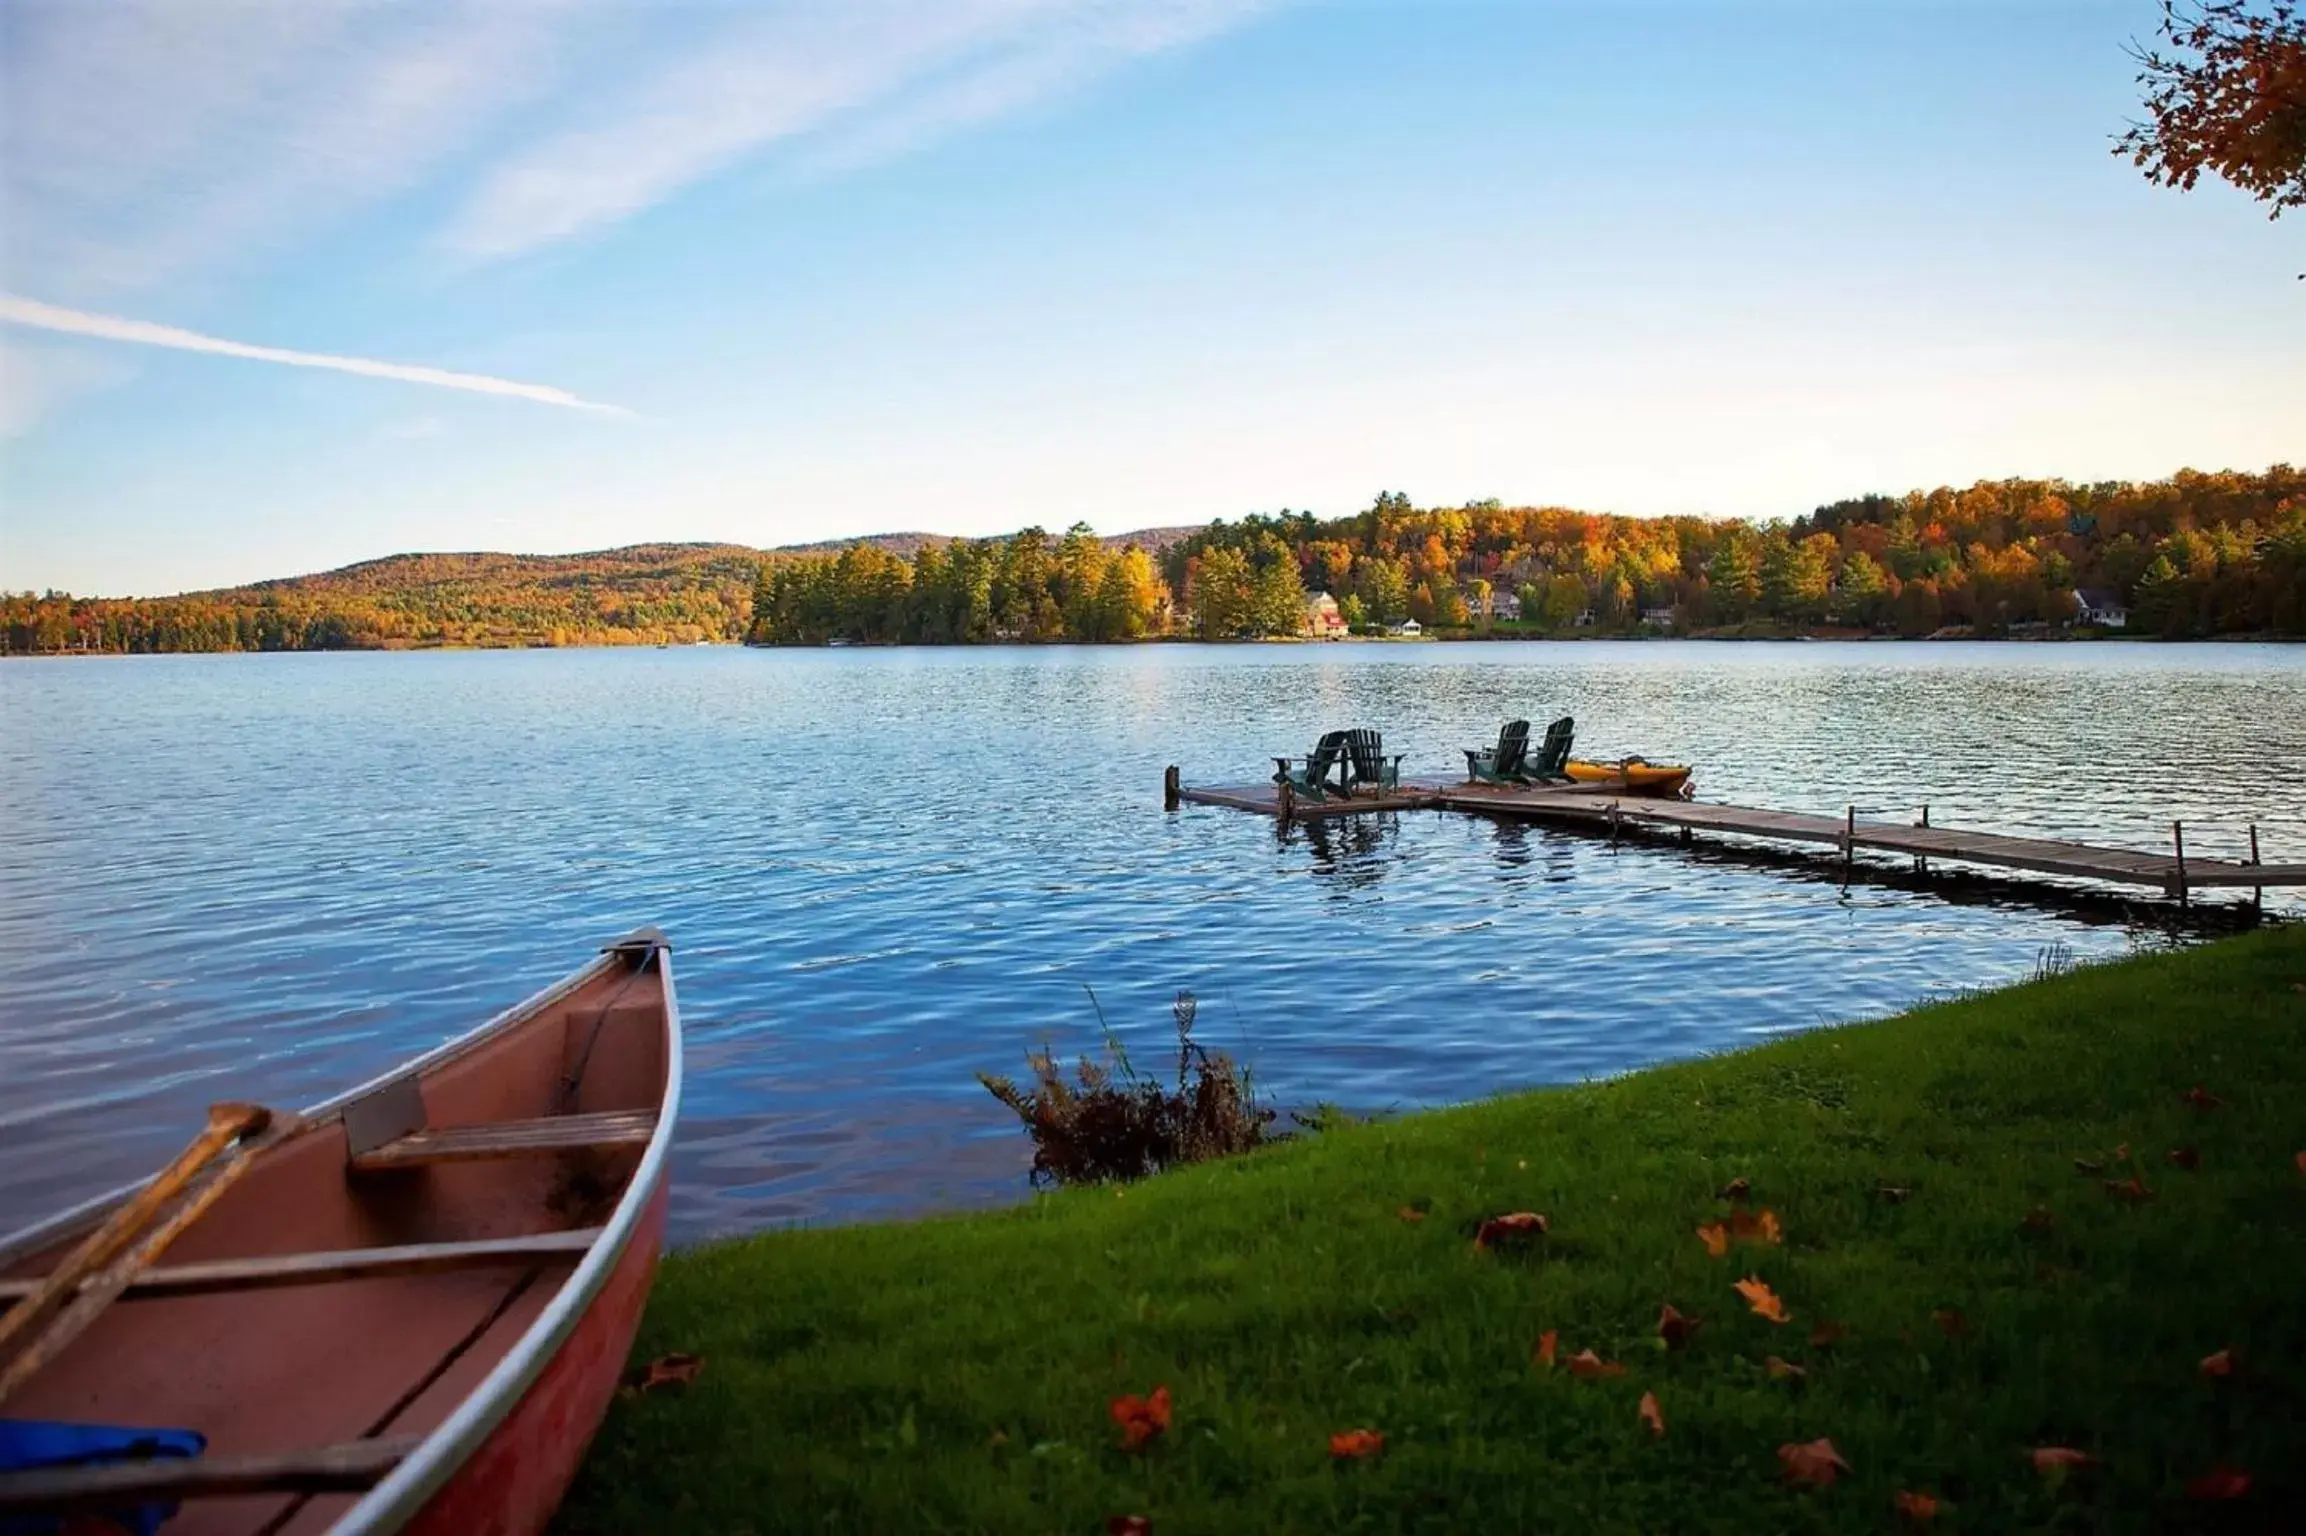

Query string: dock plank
2183 863 2306 888
1175 764 2297 900
1178 780 1445 818
1425 785 2295 894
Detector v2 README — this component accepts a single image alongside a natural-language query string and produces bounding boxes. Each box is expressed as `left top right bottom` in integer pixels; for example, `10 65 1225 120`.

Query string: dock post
1915 804 1929 875
2172 820 2189 910
2249 822 2262 919
1843 804 1856 888
1163 765 1181 812
1608 801 1621 846
1278 779 1295 827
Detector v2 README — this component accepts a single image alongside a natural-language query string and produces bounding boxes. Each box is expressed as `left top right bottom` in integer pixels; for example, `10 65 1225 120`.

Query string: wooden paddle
0 1110 306 1403
0 1102 272 1397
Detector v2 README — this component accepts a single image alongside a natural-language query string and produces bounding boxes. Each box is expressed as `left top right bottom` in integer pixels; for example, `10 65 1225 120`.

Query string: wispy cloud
443 0 1276 262
0 337 139 439
794 0 1267 178
4 1 1275 287
3 0 573 295
0 295 627 415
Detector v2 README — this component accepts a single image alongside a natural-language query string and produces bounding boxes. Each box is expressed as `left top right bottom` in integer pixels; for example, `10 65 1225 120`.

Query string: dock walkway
1170 770 2299 903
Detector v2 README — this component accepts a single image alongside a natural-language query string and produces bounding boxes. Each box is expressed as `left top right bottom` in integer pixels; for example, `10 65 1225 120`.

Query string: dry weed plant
979 990 1277 1186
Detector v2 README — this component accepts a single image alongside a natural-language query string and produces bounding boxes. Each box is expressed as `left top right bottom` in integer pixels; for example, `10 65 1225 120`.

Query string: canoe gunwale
336 936 683 1534
0 947 623 1270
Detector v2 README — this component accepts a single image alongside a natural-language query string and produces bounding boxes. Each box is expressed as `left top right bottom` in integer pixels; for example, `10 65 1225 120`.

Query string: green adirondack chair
1273 730 1352 802
1519 716 1575 783
1464 719 1531 785
1342 728 1403 794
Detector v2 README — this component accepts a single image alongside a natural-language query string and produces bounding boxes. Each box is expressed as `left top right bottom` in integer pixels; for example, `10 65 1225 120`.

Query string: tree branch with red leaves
2117 1 2306 217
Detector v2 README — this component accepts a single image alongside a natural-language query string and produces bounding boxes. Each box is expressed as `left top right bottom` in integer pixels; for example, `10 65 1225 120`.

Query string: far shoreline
7 630 2304 660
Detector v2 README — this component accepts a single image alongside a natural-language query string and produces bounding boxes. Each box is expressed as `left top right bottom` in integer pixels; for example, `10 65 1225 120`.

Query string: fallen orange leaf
2168 1146 2200 1170
1474 1211 1547 1249
2186 1466 2251 1500
2031 1446 2096 1476
1931 1308 1970 1339
630 1353 704 1393
1778 1437 1851 1487
1729 1207 1783 1245
1566 1348 1627 1379
2200 1348 2234 1378
2182 1085 2224 1110
1110 1385 1172 1451
1894 1489 1939 1522
2104 1176 2153 1202
1765 1354 1806 1380
1397 1205 1427 1223
1717 1176 1751 1201
1329 1428 1385 1460
2296 1150 2305 1177
1534 1330 1558 1369
1638 1391 1664 1438
1107 1519 1153 1536
1735 1276 1790 1324
1657 1303 1702 1350
1808 1320 1847 1349
1695 1221 1730 1259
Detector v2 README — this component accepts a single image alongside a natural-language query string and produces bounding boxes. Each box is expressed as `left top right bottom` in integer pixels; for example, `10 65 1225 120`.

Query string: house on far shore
2072 587 2128 629
1303 590 1348 639
1388 619 1424 637
1486 588 1521 621
1640 606 1676 630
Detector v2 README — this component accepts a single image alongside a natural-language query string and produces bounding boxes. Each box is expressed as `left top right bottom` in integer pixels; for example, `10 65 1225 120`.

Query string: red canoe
0 928 683 1534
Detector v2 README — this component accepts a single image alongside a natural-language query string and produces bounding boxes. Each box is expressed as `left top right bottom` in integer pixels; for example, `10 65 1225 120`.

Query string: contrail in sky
0 294 629 415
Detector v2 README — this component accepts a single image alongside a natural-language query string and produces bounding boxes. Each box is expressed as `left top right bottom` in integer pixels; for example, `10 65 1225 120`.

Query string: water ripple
1 642 2300 1244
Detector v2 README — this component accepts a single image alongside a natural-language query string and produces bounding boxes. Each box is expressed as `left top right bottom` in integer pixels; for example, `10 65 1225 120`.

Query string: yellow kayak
1564 758 1694 797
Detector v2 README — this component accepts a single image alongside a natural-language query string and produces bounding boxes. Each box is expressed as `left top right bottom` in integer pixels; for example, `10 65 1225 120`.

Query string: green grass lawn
562 928 2306 1533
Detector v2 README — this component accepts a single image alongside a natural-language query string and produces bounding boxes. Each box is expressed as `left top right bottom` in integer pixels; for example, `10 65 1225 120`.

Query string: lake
2 641 2300 1245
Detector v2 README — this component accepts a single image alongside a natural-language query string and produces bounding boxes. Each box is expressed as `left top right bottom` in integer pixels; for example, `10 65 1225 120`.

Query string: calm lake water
2 642 2301 1245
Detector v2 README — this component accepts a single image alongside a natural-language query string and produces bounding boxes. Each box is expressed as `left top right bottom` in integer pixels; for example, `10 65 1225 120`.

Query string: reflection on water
1301 815 1396 889
0 641 2300 1245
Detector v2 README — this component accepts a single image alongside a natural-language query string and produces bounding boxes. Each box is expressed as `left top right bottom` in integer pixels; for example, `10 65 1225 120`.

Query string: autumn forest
5 467 2302 655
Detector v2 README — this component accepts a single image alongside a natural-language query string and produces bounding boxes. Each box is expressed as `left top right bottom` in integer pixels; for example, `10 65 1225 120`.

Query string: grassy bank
564 929 2306 1532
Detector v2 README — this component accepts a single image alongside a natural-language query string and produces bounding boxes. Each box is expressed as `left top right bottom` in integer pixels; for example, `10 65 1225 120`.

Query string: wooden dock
1167 767 2300 905
1170 772 1446 820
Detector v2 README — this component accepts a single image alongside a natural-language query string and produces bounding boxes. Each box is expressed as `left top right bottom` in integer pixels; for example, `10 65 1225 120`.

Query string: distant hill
10 467 2301 653
762 526 1199 559
2 526 1212 653
762 532 949 560
229 541 765 601
1096 524 1202 553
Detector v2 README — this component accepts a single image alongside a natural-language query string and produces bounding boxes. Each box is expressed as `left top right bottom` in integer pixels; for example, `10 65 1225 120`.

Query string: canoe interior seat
349 1110 657 1173
0 1229 603 1308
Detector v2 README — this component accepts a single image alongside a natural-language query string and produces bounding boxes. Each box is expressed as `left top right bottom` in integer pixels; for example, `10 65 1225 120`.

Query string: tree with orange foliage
2118 3 2306 220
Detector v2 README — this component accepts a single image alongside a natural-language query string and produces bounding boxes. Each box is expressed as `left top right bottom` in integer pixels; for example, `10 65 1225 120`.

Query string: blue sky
2 0 2300 597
